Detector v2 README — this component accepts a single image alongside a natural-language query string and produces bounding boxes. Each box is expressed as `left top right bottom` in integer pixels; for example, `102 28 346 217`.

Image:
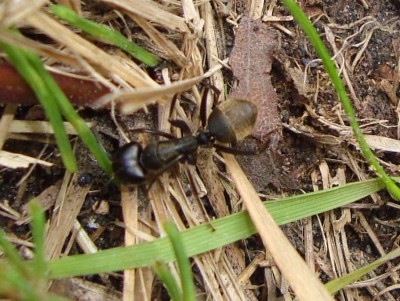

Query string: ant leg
168 93 193 134
200 86 210 127
169 119 192 134
127 128 176 140
213 140 270 156
200 83 221 127
169 93 179 119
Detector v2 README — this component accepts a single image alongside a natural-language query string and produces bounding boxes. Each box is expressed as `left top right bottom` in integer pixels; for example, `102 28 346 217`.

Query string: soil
2 0 400 300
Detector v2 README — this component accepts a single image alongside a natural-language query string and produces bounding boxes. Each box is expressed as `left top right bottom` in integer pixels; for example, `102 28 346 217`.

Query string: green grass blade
164 222 196 301
281 0 400 200
48 178 384 278
0 230 27 274
0 37 77 172
1 267 40 301
154 261 183 301
28 200 46 277
0 203 72 301
0 29 112 176
23 49 113 177
326 247 400 294
49 4 160 67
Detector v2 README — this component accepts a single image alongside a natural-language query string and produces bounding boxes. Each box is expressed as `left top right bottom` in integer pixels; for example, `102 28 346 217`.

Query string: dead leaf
229 16 281 141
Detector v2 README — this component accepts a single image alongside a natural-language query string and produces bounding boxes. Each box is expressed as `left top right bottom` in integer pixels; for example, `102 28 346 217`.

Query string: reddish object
0 63 111 107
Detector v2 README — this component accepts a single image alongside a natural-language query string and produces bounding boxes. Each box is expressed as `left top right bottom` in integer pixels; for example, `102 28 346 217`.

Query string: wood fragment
0 150 53 169
121 185 138 301
16 182 62 225
44 173 91 260
0 104 17 149
0 63 111 106
9 120 89 135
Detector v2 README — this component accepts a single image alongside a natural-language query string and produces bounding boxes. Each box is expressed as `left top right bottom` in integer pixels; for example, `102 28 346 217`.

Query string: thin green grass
36 60 113 176
154 261 183 301
164 222 196 301
0 29 113 177
0 200 69 301
29 200 46 277
0 37 77 172
48 178 385 278
5 180 385 297
281 0 400 200
326 247 400 294
49 4 160 67
154 222 196 301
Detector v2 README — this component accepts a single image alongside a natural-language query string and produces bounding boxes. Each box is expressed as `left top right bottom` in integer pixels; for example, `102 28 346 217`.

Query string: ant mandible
112 87 266 186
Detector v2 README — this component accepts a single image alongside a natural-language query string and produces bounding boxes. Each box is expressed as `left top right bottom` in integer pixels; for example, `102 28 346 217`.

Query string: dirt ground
1 0 400 300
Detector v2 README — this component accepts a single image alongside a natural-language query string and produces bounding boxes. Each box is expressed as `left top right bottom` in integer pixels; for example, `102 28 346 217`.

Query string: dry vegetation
1 0 400 300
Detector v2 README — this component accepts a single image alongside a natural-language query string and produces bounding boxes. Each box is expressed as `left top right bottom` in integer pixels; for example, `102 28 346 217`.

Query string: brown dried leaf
229 16 281 141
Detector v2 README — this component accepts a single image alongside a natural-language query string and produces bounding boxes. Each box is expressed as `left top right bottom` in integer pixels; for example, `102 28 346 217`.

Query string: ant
112 88 267 186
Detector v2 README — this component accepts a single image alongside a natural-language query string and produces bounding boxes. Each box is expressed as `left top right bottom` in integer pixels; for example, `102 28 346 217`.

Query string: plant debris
229 16 282 142
1 0 400 300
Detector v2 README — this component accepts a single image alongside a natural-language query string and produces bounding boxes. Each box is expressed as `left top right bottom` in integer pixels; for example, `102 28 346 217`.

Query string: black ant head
112 142 147 184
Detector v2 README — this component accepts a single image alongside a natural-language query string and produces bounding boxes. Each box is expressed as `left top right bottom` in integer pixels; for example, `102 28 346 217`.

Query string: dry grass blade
25 11 158 90
131 14 188 67
44 173 91 260
224 154 334 301
121 185 139 300
0 29 86 70
101 0 189 33
0 104 17 148
9 120 82 135
95 74 206 113
0 0 47 26
0 150 53 169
